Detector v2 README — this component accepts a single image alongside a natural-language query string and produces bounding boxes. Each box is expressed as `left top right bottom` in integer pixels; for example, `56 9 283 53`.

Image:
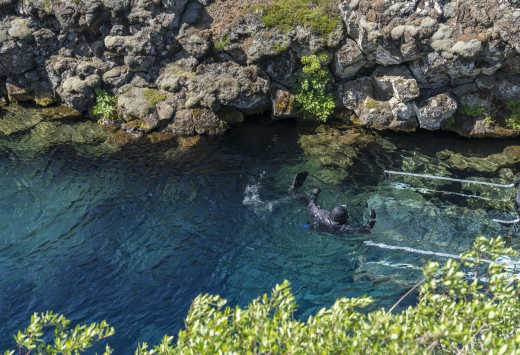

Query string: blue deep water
1 121 519 352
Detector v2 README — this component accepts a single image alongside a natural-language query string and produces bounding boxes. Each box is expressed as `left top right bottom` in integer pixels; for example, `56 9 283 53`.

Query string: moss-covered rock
144 89 167 106
437 146 520 173
117 87 155 121
297 123 392 184
167 108 228 136
0 104 45 135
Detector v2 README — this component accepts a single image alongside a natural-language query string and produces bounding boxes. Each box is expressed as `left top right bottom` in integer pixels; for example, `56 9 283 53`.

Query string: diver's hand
289 171 309 194
368 208 376 229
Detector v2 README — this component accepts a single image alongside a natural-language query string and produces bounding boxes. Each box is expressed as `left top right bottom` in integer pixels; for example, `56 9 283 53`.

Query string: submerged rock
0 104 45 135
437 146 520 173
297 124 393 184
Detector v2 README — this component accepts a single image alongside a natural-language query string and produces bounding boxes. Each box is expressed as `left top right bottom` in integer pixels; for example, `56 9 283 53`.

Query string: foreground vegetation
6 236 520 354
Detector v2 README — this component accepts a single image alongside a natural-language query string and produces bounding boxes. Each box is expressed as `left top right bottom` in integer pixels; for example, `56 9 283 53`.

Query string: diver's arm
306 187 329 224
288 171 308 194
288 171 310 204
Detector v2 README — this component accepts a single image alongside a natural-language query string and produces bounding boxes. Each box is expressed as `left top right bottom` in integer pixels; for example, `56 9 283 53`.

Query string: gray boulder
414 93 458 130
58 74 101 112
167 108 228 135
338 77 373 114
117 86 168 122
372 65 420 102
333 39 365 79
177 31 210 59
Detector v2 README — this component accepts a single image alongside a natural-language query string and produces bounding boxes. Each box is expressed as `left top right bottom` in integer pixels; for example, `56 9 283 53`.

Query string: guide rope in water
384 170 515 188
364 241 520 271
385 170 519 225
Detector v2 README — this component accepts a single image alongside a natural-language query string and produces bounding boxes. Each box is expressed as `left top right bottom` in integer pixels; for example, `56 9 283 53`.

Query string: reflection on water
0 120 519 352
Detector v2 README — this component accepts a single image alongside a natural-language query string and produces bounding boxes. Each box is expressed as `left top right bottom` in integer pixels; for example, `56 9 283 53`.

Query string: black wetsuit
288 171 375 234
307 191 375 234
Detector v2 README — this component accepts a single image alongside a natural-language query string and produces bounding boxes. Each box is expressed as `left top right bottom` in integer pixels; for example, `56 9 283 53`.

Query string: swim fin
289 171 308 192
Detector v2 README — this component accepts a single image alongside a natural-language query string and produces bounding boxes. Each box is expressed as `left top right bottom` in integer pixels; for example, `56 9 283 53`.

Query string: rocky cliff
1 0 520 138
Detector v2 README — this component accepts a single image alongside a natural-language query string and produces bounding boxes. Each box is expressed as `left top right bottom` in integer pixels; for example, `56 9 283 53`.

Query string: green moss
505 100 520 131
365 98 382 111
255 0 340 36
144 89 167 106
443 116 456 129
484 115 494 124
214 36 230 52
273 43 288 53
457 104 488 117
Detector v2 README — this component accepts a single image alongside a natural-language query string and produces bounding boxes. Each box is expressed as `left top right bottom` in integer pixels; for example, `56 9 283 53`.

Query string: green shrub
457 103 488 118
256 0 340 36
8 236 520 354
443 116 456 129
293 53 336 122
505 100 520 131
213 36 230 52
92 89 117 120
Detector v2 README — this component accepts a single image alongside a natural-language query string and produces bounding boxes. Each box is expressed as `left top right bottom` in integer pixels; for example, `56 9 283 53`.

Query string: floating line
364 241 520 272
492 218 520 225
384 170 515 188
364 240 490 263
389 183 507 202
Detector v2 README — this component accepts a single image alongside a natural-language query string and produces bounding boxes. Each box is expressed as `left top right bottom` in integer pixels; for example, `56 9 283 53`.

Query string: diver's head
331 205 348 225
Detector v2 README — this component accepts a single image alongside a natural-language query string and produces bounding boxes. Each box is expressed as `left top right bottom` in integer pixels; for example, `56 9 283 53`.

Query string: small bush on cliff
458 103 488 118
505 99 520 131
293 53 336 122
213 36 230 52
256 0 340 36
92 89 117 121
8 236 520 354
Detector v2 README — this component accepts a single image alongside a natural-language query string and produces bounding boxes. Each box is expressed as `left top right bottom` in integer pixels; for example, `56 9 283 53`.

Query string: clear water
1 120 519 352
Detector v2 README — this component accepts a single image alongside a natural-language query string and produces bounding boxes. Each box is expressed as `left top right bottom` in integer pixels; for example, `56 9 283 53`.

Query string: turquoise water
1 121 519 352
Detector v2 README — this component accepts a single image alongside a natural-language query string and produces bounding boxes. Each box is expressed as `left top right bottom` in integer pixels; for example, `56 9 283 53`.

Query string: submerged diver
289 172 376 234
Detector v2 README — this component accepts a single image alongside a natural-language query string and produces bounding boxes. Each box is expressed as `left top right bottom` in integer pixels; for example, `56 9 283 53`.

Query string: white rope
364 240 520 270
364 240 474 261
384 170 515 188
493 218 520 224
390 183 507 202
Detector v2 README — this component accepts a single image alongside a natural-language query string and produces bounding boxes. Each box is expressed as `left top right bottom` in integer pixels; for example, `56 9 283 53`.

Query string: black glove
368 209 376 229
289 171 309 193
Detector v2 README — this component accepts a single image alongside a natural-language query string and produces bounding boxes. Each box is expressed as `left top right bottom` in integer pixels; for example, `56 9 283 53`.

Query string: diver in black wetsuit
289 172 376 234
